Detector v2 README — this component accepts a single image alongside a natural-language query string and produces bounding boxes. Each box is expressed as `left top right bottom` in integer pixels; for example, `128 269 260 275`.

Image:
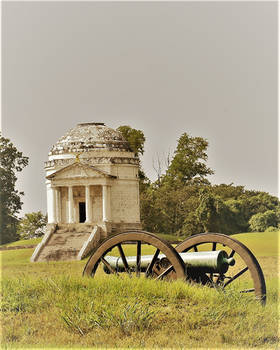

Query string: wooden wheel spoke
145 249 160 277
240 288 255 293
101 257 117 275
117 244 129 273
136 241 141 277
156 265 174 280
174 233 266 304
215 274 224 285
223 267 249 288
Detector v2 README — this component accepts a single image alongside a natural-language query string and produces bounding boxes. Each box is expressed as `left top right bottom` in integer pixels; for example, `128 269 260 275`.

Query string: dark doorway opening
79 202 86 223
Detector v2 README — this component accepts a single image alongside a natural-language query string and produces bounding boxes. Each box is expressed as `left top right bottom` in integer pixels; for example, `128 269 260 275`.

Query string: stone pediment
46 162 116 180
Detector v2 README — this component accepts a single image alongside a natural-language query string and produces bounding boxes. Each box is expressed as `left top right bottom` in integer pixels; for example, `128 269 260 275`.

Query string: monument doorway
79 202 86 223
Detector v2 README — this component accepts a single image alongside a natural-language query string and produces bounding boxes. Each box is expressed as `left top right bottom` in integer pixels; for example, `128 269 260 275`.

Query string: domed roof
49 123 131 155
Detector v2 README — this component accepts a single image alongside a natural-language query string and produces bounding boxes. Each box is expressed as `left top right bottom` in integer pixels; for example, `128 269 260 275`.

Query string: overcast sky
2 1 278 216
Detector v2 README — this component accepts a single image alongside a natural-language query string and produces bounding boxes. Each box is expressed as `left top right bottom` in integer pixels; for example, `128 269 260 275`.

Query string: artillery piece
83 231 266 304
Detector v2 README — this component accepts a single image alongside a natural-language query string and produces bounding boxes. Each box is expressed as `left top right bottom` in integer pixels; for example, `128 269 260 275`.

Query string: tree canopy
117 125 145 157
17 211 47 240
166 133 214 185
139 131 279 237
0 134 29 244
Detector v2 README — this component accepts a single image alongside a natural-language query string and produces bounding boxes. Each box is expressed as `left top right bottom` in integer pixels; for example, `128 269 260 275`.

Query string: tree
117 125 145 157
210 183 247 200
17 211 47 239
166 133 214 185
249 210 278 232
195 188 226 233
141 133 214 237
117 125 149 191
0 134 29 244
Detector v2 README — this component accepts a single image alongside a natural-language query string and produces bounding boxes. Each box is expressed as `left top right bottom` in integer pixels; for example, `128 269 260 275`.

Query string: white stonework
45 122 141 235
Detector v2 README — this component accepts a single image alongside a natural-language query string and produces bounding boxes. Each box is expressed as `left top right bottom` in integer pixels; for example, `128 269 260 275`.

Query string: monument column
55 187 61 223
85 185 92 223
48 185 57 223
68 186 74 223
102 185 111 222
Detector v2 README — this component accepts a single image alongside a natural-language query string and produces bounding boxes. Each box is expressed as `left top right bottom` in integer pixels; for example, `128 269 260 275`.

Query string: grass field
1 231 279 349
0 237 42 248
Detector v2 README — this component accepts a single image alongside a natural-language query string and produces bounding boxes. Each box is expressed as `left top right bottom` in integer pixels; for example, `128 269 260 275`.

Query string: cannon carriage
83 230 266 304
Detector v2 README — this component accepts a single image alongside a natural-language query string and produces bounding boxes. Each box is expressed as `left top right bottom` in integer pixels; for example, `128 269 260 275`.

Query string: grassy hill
231 231 279 257
1 231 279 348
0 237 42 247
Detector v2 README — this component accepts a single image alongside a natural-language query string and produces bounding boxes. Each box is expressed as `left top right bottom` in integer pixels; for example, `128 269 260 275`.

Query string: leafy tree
117 125 145 157
17 211 47 239
211 183 247 200
141 182 203 237
195 189 227 233
166 133 214 184
140 133 214 236
0 134 29 244
265 226 279 232
243 193 279 219
249 210 278 232
119 126 280 237
224 199 249 233
117 125 148 191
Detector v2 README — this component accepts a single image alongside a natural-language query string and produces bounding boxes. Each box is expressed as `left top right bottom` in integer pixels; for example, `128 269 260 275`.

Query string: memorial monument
31 122 141 262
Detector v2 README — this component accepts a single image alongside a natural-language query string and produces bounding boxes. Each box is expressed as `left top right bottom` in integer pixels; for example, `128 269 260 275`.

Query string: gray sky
2 1 278 216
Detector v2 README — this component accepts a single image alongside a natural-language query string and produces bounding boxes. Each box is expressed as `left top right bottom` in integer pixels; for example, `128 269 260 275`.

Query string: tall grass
1 231 279 348
1 274 279 348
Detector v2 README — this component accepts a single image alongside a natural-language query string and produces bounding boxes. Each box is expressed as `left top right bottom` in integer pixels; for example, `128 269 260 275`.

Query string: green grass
0 233 180 249
231 231 279 257
1 231 279 348
0 237 42 248
156 232 183 242
1 275 278 348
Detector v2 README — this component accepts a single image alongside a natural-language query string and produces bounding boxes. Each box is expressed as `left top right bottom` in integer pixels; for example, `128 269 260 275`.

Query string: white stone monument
31 122 141 262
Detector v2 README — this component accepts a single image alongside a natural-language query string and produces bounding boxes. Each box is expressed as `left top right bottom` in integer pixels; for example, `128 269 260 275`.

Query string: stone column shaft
55 187 61 223
48 185 57 224
102 185 111 222
68 186 74 223
85 185 92 223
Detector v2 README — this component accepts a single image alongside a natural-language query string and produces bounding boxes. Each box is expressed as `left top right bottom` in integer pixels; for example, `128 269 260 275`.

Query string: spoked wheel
83 230 186 280
176 233 266 304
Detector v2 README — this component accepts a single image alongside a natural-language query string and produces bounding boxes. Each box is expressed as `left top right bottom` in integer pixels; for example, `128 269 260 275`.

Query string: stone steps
36 229 91 262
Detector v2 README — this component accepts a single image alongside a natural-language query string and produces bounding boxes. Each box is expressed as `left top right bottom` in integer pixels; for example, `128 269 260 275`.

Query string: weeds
2 273 278 348
59 297 154 336
1 233 279 348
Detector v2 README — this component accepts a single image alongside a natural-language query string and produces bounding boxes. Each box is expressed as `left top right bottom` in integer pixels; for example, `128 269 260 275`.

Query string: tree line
118 126 279 237
0 127 279 244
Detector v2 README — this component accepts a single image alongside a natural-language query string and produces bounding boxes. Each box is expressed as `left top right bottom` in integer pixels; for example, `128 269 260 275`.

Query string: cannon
102 250 236 274
83 231 266 304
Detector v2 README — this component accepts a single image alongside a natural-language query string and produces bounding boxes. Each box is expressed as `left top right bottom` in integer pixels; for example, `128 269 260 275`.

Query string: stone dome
49 123 131 155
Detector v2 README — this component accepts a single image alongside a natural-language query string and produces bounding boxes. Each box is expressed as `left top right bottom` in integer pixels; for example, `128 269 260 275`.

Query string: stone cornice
45 157 139 169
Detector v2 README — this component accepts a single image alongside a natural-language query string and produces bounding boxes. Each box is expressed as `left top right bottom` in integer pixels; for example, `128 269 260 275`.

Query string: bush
249 210 278 232
265 226 279 232
17 211 47 239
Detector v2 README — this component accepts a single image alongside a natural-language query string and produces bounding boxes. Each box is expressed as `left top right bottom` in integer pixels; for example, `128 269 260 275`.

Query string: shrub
249 210 278 232
265 226 279 232
17 211 47 239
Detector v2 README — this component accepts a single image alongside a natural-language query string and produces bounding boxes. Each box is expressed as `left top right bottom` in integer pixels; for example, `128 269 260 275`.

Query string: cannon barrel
103 250 235 274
